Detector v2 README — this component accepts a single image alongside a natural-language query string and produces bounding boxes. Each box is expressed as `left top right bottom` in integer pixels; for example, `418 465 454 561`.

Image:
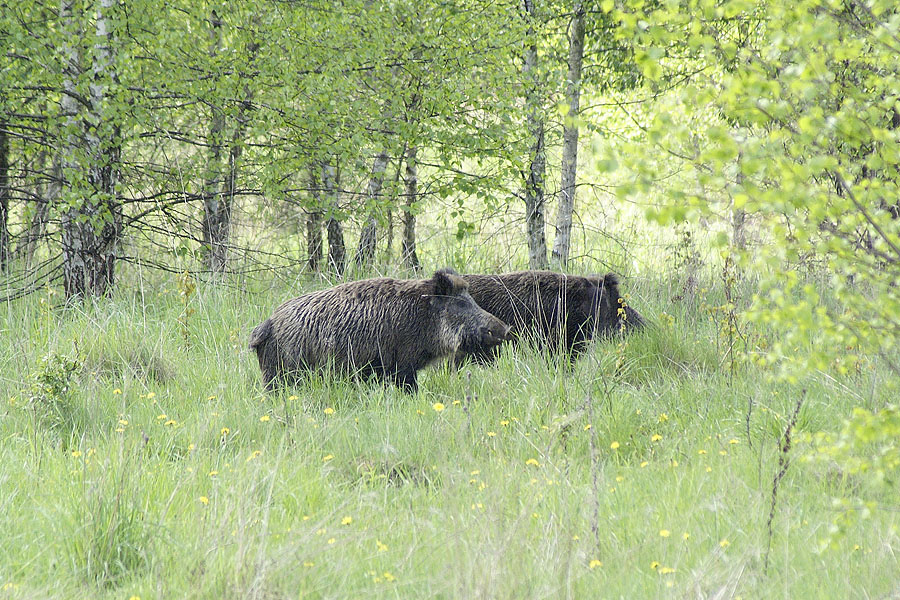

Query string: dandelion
113 388 122 395
452 400 461 405
341 516 353 525
288 395 298 401
525 458 540 467
207 395 216 401
683 532 690 540
157 414 167 420
500 419 510 426
165 419 177 426
651 434 663 442
698 449 707 455
383 571 395 582
640 461 649 468
323 454 334 462
246 450 262 462
728 438 739 445
487 431 496 437
199 496 209 505
208 470 218 477
610 441 620 449
324 407 335 415
589 559 603 569
327 538 336 544
376 540 388 552
719 539 730 548
220 427 230 437
118 419 128 426
432 402 445 412
260 415 270 422
658 413 668 422
650 561 660 570
659 529 671 538
573 535 580 541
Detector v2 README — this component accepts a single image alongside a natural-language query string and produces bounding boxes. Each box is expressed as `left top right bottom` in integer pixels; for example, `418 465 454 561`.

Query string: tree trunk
59 0 121 298
201 11 228 273
522 0 548 270
355 150 390 267
20 153 57 269
551 1 586 268
306 167 323 271
0 119 10 272
401 145 421 272
323 162 345 275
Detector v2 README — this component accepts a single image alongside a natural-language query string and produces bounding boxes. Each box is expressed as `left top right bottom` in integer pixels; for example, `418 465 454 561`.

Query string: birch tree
522 0 548 270
550 1 586 268
401 146 421 271
59 0 122 298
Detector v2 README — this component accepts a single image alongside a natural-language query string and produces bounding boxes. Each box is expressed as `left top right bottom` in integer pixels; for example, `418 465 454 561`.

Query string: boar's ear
585 273 620 293
432 268 468 297
600 273 620 293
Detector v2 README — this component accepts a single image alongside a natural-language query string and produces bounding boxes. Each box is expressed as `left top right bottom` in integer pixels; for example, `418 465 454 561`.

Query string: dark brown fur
249 268 510 392
462 270 644 363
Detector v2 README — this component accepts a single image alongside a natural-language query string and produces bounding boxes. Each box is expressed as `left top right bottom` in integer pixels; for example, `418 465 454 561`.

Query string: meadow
2 259 898 599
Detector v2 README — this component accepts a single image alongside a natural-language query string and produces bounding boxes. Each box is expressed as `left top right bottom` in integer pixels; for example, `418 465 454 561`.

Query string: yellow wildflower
525 458 540 467
260 415 270 422
610 441 620 449
341 516 352 525
324 407 335 415
651 434 663 442
589 559 603 569
199 496 209 505
432 402 445 412
659 529 670 538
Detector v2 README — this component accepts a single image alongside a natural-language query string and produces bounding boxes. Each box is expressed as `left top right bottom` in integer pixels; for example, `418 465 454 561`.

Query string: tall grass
0 265 897 599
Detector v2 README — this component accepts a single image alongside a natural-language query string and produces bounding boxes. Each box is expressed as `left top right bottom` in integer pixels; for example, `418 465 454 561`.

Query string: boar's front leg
392 367 418 393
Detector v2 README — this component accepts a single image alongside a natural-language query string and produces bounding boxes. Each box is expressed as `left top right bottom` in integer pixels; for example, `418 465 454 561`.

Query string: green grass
0 270 897 599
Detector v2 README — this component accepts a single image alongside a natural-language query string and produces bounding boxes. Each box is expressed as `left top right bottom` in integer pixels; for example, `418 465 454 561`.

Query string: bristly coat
249 268 510 391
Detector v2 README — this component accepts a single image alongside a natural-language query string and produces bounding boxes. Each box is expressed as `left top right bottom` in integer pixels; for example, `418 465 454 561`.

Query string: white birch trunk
355 150 390 266
523 0 548 270
60 0 121 297
401 146 420 271
323 162 345 275
551 1 586 267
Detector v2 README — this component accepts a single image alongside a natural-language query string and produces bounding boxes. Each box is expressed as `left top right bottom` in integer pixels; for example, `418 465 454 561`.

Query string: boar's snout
479 319 512 347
